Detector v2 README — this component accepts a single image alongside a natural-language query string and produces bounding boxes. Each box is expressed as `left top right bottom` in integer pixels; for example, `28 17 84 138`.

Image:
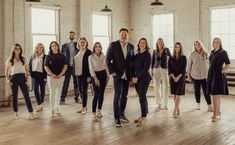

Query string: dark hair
92 42 103 54
69 31 75 34
10 43 25 66
173 42 183 59
137 38 150 52
77 37 88 49
119 28 129 33
48 41 60 56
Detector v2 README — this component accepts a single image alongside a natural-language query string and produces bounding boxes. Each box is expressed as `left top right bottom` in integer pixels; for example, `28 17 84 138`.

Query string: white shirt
120 41 128 79
6 58 27 75
74 49 86 76
32 54 43 73
186 51 209 80
89 53 109 77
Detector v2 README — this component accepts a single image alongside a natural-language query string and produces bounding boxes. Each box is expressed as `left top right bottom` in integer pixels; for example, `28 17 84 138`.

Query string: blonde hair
193 40 208 59
155 38 165 52
212 37 223 50
33 43 45 59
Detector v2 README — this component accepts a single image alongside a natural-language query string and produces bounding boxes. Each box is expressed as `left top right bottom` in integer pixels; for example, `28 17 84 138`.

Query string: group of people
5 28 230 127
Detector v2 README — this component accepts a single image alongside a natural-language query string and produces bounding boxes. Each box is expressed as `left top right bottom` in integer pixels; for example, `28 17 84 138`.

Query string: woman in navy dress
207 37 230 122
132 38 151 127
168 42 187 118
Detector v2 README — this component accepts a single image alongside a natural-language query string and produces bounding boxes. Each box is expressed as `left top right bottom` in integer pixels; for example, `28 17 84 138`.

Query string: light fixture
101 4 112 12
25 0 41 2
150 0 163 6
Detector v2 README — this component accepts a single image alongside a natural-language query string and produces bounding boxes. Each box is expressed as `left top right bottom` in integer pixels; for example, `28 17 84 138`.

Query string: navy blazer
61 42 78 66
29 55 47 79
106 40 134 81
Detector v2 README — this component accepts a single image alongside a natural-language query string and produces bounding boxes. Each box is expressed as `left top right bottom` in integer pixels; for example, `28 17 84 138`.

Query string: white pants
48 76 64 110
153 68 169 107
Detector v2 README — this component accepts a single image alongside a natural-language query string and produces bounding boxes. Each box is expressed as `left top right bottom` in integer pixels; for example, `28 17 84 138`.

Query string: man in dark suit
60 31 81 105
106 28 134 127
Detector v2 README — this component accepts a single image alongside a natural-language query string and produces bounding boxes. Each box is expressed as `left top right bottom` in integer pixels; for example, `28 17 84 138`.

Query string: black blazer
61 42 78 66
151 48 171 69
29 55 47 79
106 40 134 81
74 49 92 78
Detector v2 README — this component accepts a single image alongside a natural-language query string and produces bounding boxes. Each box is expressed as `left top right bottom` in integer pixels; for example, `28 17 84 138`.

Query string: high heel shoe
29 113 34 120
136 117 146 127
51 110 56 118
15 112 19 119
81 108 87 115
211 116 218 122
96 111 102 118
207 106 213 112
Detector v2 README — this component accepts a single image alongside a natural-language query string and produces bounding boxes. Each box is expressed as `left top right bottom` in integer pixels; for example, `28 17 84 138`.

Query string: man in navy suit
106 28 134 127
60 31 81 105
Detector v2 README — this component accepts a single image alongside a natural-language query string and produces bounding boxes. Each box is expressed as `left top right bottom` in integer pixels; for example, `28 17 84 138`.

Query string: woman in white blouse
187 40 213 111
89 42 109 121
74 37 92 114
5 43 34 119
29 43 47 112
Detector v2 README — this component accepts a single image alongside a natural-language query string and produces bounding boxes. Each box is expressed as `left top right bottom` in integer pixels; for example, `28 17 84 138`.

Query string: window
152 13 174 52
31 7 59 53
92 14 111 54
211 7 235 59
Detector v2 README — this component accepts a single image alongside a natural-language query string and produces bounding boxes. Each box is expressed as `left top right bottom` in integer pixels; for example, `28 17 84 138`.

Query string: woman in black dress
207 37 230 122
132 38 151 127
168 42 187 118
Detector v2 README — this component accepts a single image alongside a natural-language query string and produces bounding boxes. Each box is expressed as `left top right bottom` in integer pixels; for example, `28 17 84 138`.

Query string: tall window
31 7 59 53
152 13 174 52
92 14 111 54
211 7 235 59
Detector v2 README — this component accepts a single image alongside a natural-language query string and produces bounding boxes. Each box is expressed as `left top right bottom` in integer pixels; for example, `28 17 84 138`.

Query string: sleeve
61 44 65 54
151 50 155 69
168 57 173 75
106 43 115 74
186 53 192 74
62 54 67 66
181 56 187 75
24 58 28 65
136 53 151 79
88 55 96 77
223 50 230 65
104 56 110 77
44 55 50 66
28 56 33 75
5 58 11 67
167 48 172 57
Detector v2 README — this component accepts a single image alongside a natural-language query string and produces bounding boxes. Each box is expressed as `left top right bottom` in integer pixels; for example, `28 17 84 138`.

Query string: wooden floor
1 87 235 145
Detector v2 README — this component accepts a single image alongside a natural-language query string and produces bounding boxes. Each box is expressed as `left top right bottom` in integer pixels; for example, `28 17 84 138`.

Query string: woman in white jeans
44 41 67 117
151 38 171 110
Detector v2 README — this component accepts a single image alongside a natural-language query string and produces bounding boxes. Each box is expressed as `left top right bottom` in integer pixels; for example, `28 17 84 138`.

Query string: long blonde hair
193 40 208 59
155 38 165 53
32 43 45 59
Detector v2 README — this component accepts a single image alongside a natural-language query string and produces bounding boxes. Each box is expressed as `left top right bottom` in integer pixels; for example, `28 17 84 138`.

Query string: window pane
31 8 56 34
93 36 110 54
230 34 235 46
221 21 230 34
230 8 235 20
230 21 235 33
229 47 235 60
33 35 56 54
211 22 220 34
92 15 109 36
152 14 174 49
221 34 229 47
220 9 229 21
211 9 221 22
